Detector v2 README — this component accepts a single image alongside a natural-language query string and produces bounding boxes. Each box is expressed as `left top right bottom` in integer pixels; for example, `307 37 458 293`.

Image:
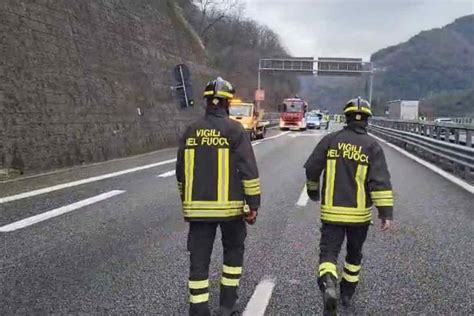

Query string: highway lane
1 127 473 314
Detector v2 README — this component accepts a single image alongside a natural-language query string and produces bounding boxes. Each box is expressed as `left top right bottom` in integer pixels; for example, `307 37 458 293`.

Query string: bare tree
193 0 243 37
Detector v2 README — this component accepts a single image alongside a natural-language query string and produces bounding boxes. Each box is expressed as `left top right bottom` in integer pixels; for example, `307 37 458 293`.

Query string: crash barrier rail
451 117 474 125
370 118 473 147
369 119 474 182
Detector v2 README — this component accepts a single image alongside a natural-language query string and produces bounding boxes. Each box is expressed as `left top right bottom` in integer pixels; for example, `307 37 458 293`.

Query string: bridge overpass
1 126 473 314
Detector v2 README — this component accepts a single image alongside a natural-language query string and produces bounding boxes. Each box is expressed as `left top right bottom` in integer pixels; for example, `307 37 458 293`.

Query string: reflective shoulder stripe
223 265 242 275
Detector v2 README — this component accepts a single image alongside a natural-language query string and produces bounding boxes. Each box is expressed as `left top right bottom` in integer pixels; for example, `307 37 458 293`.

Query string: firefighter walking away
176 77 260 316
304 97 394 315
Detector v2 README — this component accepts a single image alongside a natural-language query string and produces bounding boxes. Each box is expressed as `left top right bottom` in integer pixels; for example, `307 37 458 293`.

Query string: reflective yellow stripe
223 265 242 275
319 262 338 278
183 209 243 218
188 280 209 289
371 190 393 199
344 262 361 273
321 205 371 214
324 160 336 208
184 149 195 202
189 293 209 304
307 180 319 190
342 272 359 283
203 90 214 96
217 149 229 202
216 91 234 98
321 212 372 223
344 106 372 115
242 178 260 187
221 277 240 287
244 187 261 195
184 200 244 205
373 198 393 206
355 165 368 209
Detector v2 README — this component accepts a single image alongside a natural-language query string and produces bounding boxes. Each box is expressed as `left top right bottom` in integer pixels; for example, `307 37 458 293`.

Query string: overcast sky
242 0 473 60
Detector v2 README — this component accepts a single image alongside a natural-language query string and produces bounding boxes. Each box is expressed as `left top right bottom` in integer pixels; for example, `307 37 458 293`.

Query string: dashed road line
370 133 474 194
0 159 176 204
243 277 276 316
157 170 176 178
0 190 126 232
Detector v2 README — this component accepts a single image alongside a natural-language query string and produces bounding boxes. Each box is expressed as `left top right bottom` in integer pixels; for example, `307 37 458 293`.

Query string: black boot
218 302 239 316
340 279 356 308
319 273 337 316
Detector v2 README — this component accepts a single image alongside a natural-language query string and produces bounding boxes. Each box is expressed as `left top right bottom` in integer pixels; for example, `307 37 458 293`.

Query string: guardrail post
454 130 460 144
467 130 473 148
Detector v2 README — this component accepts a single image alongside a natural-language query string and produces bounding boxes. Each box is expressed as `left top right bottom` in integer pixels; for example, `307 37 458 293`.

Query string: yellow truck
229 99 268 140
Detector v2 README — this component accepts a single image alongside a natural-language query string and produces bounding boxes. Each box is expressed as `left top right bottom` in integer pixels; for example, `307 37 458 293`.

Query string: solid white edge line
369 133 474 194
0 159 176 204
243 277 276 316
0 190 126 232
157 170 176 178
296 185 309 206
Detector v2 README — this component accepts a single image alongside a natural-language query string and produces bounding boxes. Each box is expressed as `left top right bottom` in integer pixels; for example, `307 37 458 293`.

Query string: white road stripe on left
0 190 125 232
157 170 176 178
296 185 309 206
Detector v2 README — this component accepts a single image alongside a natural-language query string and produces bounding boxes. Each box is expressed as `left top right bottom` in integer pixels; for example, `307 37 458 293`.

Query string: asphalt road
1 126 473 315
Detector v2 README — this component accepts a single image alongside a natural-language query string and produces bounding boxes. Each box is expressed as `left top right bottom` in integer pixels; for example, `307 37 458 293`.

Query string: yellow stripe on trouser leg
221 277 240 287
189 293 209 304
318 262 338 278
188 279 209 289
223 265 242 275
184 149 195 202
355 165 368 209
324 160 336 208
342 272 359 283
344 262 361 273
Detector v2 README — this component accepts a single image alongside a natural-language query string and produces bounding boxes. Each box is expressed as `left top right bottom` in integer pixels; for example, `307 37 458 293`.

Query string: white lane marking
296 185 310 206
0 190 126 232
243 277 276 316
252 141 262 147
0 159 176 204
259 131 290 142
370 133 474 194
157 170 176 178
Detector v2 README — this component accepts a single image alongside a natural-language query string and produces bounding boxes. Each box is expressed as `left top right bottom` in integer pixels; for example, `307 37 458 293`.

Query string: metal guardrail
369 119 474 182
370 118 474 147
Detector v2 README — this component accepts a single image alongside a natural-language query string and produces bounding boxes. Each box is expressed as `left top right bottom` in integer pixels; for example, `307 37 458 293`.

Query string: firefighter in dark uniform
176 77 260 316
304 97 394 315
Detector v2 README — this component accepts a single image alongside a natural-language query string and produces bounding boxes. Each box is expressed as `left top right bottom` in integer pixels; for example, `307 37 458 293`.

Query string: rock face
0 0 212 175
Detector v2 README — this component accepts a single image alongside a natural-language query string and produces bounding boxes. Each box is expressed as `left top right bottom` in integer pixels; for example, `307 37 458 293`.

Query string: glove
244 209 258 225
